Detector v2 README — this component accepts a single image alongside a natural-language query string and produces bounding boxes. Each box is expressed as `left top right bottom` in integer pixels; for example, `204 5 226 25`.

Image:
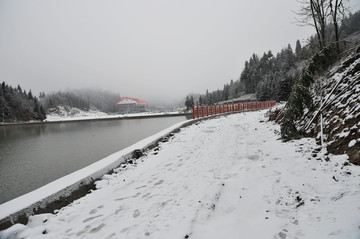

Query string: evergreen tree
295 39 302 58
1 82 6 93
205 90 209 105
278 78 291 101
40 105 46 120
17 85 22 94
34 98 40 119
28 90 33 100
0 88 5 121
0 82 46 122
39 92 46 99
185 96 194 110
223 84 230 100
190 96 194 107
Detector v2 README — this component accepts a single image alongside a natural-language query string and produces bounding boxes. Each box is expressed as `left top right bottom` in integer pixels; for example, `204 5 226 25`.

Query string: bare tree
295 0 348 51
295 0 327 49
328 0 347 53
310 0 327 49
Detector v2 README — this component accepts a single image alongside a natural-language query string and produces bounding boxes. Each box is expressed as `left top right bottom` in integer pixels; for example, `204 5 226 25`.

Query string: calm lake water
0 115 189 204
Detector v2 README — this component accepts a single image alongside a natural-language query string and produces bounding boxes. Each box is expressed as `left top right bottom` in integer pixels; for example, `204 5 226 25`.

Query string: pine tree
17 85 22 94
40 105 46 120
28 90 33 100
190 96 194 107
199 95 203 105
205 89 209 105
33 98 40 119
185 96 194 110
39 92 46 99
286 44 296 69
295 40 302 58
0 88 5 122
0 82 48 122
1 82 5 93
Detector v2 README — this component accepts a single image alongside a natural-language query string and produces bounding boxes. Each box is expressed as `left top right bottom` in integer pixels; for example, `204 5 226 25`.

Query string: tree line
41 89 121 113
185 40 310 106
0 82 123 123
0 82 46 122
185 9 359 107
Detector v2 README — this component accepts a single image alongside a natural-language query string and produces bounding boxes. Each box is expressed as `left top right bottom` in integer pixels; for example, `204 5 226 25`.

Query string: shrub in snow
281 44 339 141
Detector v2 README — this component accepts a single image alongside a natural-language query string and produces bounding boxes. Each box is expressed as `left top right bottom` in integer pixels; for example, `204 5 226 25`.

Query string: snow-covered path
1 110 360 239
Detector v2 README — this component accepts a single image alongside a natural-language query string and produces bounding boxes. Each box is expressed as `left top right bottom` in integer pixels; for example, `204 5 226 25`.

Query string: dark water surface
0 116 189 204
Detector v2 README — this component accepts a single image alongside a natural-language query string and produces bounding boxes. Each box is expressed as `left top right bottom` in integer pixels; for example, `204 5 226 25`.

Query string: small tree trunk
310 0 322 48
330 0 341 54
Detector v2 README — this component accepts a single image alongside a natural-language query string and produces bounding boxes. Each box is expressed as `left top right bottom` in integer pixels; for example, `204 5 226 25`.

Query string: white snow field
1 110 360 239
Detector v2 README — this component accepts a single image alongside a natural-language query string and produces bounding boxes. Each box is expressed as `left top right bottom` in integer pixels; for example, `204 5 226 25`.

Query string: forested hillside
0 82 46 122
0 84 122 123
42 89 121 113
187 10 360 106
273 4 360 164
186 40 317 106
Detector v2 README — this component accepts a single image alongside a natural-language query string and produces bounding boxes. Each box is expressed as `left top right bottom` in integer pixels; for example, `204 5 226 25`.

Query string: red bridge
192 101 276 119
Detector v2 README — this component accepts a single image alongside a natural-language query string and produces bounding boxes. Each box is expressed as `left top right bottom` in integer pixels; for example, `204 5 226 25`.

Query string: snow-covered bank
45 106 187 122
0 118 194 230
0 108 190 126
1 110 360 239
297 51 360 164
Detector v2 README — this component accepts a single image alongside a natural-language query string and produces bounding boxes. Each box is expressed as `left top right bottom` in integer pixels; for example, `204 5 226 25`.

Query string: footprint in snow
89 209 97 215
133 209 140 218
135 185 147 190
132 192 142 198
248 154 259 160
83 215 103 223
115 207 122 214
154 179 164 186
142 192 151 198
277 231 287 239
89 223 105 233
76 225 91 236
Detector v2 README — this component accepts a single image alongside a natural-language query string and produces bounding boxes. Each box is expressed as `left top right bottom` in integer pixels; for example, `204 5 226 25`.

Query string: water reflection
0 116 188 204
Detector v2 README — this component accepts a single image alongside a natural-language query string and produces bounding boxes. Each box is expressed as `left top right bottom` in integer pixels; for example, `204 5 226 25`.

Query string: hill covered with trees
0 82 46 122
185 5 360 163
41 89 121 113
0 84 122 123
186 9 360 106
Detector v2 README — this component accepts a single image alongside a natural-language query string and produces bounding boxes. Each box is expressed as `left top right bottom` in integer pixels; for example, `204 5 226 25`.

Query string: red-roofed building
116 97 148 113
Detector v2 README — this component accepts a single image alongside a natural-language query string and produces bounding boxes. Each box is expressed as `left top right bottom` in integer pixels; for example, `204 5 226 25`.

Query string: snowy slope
300 51 360 164
45 106 185 122
45 106 110 121
1 110 360 239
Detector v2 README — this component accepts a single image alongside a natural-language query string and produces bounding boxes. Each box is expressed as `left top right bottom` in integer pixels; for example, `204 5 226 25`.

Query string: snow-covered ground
1 110 360 239
45 106 185 122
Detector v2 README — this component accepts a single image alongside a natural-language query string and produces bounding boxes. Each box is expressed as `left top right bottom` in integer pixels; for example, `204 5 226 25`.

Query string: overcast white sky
0 0 359 105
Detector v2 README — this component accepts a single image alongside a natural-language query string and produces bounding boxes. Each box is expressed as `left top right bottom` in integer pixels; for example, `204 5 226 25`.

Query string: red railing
192 101 276 119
